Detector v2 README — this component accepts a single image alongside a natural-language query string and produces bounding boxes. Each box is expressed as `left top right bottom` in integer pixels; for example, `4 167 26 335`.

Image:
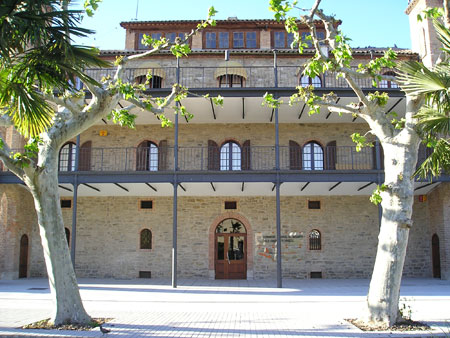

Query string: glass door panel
217 236 225 260
228 236 244 260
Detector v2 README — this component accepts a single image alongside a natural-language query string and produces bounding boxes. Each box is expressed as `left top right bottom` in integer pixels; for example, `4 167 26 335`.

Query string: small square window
139 271 152 278
219 32 229 48
166 32 177 43
140 200 153 209
61 199 72 208
151 33 162 41
224 201 237 210
310 271 322 279
206 32 216 48
274 31 285 48
246 32 257 48
308 201 321 209
233 32 244 48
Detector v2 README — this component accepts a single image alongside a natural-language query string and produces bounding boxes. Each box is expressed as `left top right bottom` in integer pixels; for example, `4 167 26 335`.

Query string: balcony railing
54 145 378 173
83 66 398 90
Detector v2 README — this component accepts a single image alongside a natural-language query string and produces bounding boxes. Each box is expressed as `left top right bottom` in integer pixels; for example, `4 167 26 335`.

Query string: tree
399 5 450 179
269 0 425 327
0 1 217 325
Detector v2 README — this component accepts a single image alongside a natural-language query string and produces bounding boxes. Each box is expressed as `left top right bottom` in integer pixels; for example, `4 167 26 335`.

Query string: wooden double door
215 233 247 279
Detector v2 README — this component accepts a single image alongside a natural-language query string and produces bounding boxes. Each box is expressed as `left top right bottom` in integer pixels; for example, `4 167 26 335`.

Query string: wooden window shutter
158 140 168 171
242 140 251 170
289 140 301 170
208 140 220 170
325 140 337 170
79 141 92 171
136 141 148 171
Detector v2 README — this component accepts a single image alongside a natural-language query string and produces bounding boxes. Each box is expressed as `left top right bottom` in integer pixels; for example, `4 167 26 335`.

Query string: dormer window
204 31 258 49
137 32 188 50
379 71 398 89
219 74 244 88
136 75 163 89
300 75 322 88
215 61 247 88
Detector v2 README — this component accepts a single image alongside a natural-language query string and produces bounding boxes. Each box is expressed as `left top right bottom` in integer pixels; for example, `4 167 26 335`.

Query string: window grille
140 229 152 249
309 229 321 250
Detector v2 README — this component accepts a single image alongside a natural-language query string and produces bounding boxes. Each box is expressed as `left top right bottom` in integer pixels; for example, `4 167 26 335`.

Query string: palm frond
434 18 450 54
415 105 450 135
397 61 450 97
415 138 450 179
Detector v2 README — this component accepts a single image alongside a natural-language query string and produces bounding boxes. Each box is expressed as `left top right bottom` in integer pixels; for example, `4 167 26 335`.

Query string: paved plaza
0 278 449 337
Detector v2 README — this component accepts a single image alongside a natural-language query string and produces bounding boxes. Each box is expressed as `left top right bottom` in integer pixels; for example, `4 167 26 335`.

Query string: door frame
19 234 29 278
215 232 247 279
432 233 441 279
208 213 253 279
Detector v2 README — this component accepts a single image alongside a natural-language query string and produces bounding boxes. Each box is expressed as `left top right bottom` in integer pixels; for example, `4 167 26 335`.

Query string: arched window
309 229 321 250
140 229 152 249
300 75 322 88
64 228 70 246
379 71 398 89
220 141 241 171
218 74 244 88
303 142 324 170
136 141 158 171
135 75 163 88
59 142 76 171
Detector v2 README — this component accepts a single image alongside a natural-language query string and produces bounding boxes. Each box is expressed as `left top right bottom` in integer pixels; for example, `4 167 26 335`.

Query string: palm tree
398 16 450 179
0 0 108 137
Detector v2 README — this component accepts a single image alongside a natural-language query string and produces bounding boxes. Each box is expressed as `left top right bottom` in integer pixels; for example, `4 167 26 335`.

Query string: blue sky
72 0 413 50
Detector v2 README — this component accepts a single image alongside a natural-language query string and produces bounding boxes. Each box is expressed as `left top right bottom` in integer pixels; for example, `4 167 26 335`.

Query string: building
0 0 449 283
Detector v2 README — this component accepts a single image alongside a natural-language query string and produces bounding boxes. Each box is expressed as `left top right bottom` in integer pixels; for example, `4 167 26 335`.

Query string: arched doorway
432 234 441 278
215 218 247 279
19 234 29 278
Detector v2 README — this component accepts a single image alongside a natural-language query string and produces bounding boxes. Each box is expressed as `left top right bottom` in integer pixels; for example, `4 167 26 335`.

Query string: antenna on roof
134 0 139 20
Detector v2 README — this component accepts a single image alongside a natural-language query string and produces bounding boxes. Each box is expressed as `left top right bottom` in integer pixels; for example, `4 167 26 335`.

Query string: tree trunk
26 149 91 325
366 134 420 326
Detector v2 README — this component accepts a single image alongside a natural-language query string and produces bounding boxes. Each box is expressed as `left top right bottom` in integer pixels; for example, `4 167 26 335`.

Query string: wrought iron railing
53 145 378 172
82 66 398 90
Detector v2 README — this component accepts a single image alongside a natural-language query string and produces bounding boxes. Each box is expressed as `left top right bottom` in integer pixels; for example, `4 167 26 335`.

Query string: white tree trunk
366 129 420 326
25 147 90 325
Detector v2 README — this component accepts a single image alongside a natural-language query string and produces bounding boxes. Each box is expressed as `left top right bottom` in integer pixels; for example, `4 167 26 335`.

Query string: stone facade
1 184 442 280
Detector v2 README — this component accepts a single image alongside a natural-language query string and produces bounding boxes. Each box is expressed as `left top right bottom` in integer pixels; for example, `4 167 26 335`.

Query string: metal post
273 50 282 288
375 139 383 229
70 135 80 267
71 181 78 266
172 58 180 288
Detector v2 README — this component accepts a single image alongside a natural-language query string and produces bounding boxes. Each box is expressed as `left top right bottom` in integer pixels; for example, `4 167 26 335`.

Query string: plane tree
269 0 425 327
0 0 217 325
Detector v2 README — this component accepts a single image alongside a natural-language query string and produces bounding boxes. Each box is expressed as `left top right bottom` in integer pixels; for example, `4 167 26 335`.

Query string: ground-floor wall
0 183 442 280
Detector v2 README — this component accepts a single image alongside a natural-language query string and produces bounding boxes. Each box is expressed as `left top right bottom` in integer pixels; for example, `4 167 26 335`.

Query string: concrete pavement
0 278 449 337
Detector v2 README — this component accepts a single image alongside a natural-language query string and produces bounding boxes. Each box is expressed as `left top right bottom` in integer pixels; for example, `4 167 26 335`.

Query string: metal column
375 139 383 229
70 135 80 266
274 50 282 288
172 58 180 288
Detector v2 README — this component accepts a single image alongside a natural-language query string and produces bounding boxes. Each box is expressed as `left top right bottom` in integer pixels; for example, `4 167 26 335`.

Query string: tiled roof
100 48 417 57
120 19 326 27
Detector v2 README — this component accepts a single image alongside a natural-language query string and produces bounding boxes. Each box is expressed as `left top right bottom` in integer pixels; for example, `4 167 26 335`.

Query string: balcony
60 145 378 173
84 66 399 90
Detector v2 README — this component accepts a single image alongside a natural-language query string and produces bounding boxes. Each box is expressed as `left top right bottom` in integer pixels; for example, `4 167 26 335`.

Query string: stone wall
60 195 436 279
0 183 442 281
428 182 450 279
0 185 42 279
